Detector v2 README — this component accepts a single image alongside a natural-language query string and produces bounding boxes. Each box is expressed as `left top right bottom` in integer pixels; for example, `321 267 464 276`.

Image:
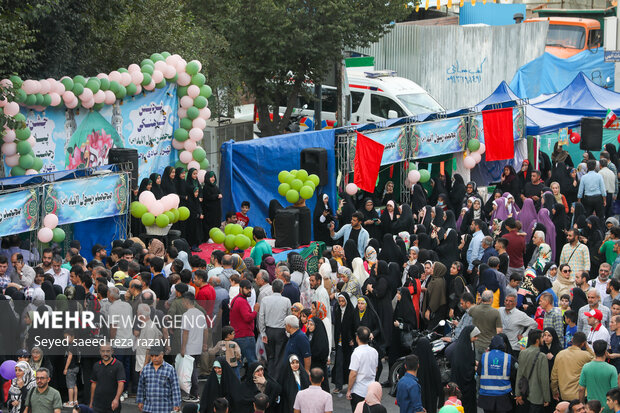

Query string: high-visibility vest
479 349 512 396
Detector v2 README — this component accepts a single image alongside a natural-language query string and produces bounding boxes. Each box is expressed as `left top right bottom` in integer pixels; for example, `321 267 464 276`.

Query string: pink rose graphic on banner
65 111 123 169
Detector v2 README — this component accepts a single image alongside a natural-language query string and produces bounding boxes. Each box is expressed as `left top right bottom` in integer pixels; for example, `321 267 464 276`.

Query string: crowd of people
3 143 620 413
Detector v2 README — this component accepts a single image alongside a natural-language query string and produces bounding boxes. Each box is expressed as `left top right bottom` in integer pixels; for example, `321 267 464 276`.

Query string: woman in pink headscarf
353 381 385 413
517 198 538 242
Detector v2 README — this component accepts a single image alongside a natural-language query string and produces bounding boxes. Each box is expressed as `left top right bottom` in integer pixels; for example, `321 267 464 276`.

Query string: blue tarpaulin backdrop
459 3 526 26
510 48 614 99
73 216 124 262
219 130 337 238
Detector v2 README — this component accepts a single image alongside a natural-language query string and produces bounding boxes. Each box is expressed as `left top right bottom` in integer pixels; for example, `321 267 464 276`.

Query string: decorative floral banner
0 189 39 237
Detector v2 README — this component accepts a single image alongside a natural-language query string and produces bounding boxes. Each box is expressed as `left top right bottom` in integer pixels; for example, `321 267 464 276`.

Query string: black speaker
108 148 139 189
274 208 299 248
300 147 328 186
296 206 312 245
580 117 603 150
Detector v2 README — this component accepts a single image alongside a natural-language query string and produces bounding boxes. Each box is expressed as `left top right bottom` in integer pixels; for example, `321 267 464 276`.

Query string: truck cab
526 17 601 58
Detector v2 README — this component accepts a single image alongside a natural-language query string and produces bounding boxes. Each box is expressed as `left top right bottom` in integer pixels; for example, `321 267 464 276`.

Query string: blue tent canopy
533 72 620 117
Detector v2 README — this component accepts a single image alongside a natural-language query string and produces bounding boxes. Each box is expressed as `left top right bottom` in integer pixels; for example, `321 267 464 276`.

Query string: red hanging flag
482 108 514 161
354 131 384 193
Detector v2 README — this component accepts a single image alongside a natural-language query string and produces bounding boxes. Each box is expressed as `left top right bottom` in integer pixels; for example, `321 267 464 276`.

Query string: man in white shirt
107 286 134 397
181 292 208 402
588 263 612 304
499 293 538 353
347 326 378 410
310 273 331 320
46 255 70 289
585 309 610 345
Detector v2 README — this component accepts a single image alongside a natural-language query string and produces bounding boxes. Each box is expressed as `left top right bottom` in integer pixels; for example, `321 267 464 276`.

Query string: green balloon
10 75 23 88
212 229 226 244
180 117 193 130
192 147 206 162
24 94 36 106
130 201 148 218
86 78 100 93
309 174 320 187
193 96 207 109
230 224 243 235
141 59 154 67
235 234 251 250
174 128 189 142
93 102 104 111
150 53 164 62
286 189 300 204
209 227 220 239
32 157 43 171
73 75 86 86
170 208 180 222
419 169 430 183
290 179 303 191
114 85 126 99
243 226 254 239
161 52 171 58
278 171 291 183
60 78 74 91
199 159 209 170
141 212 155 226
174 160 187 170
155 80 166 89
284 173 295 185
11 166 25 176
34 93 44 106
19 153 34 169
296 169 308 181
300 185 314 200
186 61 200 76
155 214 170 228
141 64 154 75
72 83 84 96
164 211 175 222
468 139 480 152
141 73 152 86
178 206 190 221
290 169 298 175
200 85 212 98
126 83 137 96
191 73 206 86
177 86 188 97
118 68 128 73
224 234 236 251
278 183 291 196
16 128 30 140
52 228 66 243
16 140 32 154
303 180 316 190
187 106 200 120
99 78 110 91
14 113 25 122
224 224 233 235
42 94 52 106
14 89 26 103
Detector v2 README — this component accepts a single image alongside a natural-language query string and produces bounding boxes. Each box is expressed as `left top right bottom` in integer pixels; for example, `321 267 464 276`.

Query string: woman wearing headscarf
351 257 369 286
551 203 568 260
367 262 393 349
533 243 552 276
332 245 345 267
186 185 204 251
448 261 468 318
138 178 152 195
517 160 533 199
380 200 398 237
517 198 538 241
411 183 428 215
540 327 562 373
497 165 520 199
389 288 417 377
160 166 176 195
422 261 447 330
477 268 504 308
353 382 386 413
551 142 573 167
460 198 483 234
237 363 280 413
174 167 187 197
483 189 503 221
549 182 569 213
378 181 396 207
571 202 587 230
449 325 480 413
338 193 356 229
571 287 588 312
392 204 414 235
306 316 330 392
7 361 36 413
149 172 164 199
562 167 579 206
185 168 201 198
476 335 516 413
277 355 310 413
354 296 385 380
449 174 467 213
360 198 382 241
148 238 165 258
364 246 378 275
428 177 447 206
199 357 240 413
332 292 356 393
377 233 405 268
490 197 509 223
202 171 222 235
313 194 334 245
503 193 520 218
583 215 605 273
434 228 459 269
343 239 360 270
538 208 557 261
413 337 442 413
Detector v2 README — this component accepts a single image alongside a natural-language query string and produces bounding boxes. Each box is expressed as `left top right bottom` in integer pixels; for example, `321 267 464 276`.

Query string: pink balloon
93 90 105 104
477 143 486 154
3 102 19 117
187 161 200 171
130 71 144 85
27 136 35 147
164 65 176 79
32 105 45 112
189 128 203 141
25 169 37 175
120 72 132 87
37 227 53 243
165 55 179 66
5 154 19 167
148 201 165 216
346 183 358 196
160 195 174 211
180 96 194 109
82 99 94 109
22 79 40 95
3 130 15 142
408 170 420 183
178 108 187 118
0 79 12 88
144 80 155 91
49 93 61 106
135 85 142 95
199 107 211 120
464 156 476 169
471 152 482 163
177 72 191 86
63 91 76 103
96 73 109 80
2 142 16 156
109 71 122 83
104 90 116 105
139 191 156 205
65 99 78 109
187 85 200 98
151 70 164 84
154 61 167 72
79 88 94 101
179 151 192 164
184 140 197 152
170 194 180 209
192 117 206 130
197 169 207 184
171 139 184 150
54 81 66 95
43 213 58 229
39 79 51 94
175 60 187 73
128 64 140 72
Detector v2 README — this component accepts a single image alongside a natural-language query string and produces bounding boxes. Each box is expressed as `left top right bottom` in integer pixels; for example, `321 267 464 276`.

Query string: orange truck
526 17 602 58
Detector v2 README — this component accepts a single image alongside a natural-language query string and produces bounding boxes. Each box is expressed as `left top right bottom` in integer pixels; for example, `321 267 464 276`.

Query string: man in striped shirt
559 229 590 277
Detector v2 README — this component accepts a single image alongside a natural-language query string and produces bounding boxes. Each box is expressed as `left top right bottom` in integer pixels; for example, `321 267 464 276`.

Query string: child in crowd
443 382 464 413
559 294 571 315
236 201 250 228
208 326 242 378
612 299 620 317
505 273 522 297
564 310 578 348
63 329 79 407
587 400 602 413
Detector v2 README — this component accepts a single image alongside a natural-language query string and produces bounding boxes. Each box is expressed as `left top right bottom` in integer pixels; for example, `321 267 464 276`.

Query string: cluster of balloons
131 190 189 228
0 52 212 178
463 138 486 169
0 360 16 380
209 224 255 252
277 169 320 204
406 166 430 186
37 213 66 244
